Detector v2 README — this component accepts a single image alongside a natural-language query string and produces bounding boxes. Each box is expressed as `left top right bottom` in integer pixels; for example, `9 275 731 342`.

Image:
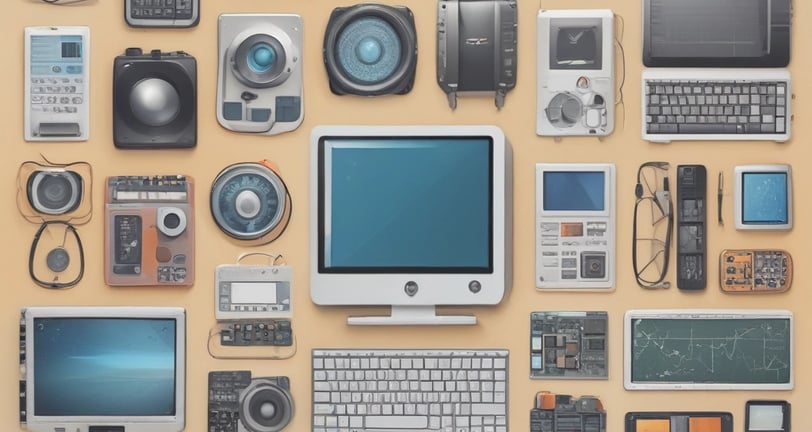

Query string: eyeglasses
632 162 673 289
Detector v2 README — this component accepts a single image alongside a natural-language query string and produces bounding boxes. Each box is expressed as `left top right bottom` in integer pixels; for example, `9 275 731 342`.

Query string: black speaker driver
210 162 292 245
239 378 294 432
113 48 197 149
323 3 417 96
27 170 82 216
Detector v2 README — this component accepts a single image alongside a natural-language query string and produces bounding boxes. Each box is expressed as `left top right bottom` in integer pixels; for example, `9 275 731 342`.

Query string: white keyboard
642 69 791 143
311 349 509 432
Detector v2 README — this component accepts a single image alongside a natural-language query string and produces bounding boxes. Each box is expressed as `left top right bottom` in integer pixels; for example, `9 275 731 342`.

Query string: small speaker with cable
323 3 417 96
113 48 197 149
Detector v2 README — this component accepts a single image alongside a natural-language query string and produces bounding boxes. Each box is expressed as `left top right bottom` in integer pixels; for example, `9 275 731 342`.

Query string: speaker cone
27 170 82 215
239 379 294 432
546 92 583 128
231 34 292 89
210 162 291 244
323 3 417 96
113 48 197 149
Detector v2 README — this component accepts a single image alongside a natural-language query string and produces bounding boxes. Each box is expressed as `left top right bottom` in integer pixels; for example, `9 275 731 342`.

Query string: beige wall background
3 0 808 430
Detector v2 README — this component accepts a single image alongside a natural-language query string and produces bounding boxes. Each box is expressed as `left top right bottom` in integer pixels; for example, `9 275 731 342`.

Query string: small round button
404 281 419 296
469 280 482 293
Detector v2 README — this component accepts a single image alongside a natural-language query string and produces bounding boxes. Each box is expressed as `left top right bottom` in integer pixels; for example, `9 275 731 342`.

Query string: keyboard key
365 415 428 429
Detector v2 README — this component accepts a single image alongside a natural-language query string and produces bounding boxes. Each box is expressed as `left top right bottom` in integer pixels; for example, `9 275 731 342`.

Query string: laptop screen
643 0 790 67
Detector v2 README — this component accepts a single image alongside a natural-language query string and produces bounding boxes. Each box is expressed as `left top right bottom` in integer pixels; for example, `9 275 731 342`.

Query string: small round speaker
546 92 583 128
210 162 292 245
323 3 417 96
239 378 294 432
27 170 82 215
156 207 187 238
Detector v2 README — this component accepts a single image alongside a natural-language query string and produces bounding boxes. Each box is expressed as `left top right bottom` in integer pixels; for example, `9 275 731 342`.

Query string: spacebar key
365 416 429 429
678 124 737 134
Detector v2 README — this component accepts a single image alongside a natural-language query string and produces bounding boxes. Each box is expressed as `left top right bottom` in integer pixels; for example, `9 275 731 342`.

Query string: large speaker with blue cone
323 3 417 96
210 162 292 246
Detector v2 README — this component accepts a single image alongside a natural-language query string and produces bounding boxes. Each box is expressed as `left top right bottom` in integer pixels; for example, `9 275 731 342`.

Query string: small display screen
33 318 177 416
543 171 605 211
30 35 84 76
231 282 278 304
321 137 492 272
742 172 788 225
554 26 599 67
648 0 768 59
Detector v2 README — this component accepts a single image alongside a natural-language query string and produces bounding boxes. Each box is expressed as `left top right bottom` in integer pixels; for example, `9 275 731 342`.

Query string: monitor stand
347 305 477 326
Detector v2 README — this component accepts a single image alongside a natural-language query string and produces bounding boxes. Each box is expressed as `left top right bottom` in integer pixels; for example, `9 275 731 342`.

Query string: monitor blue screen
322 137 492 271
742 172 788 224
543 171 605 211
33 318 177 416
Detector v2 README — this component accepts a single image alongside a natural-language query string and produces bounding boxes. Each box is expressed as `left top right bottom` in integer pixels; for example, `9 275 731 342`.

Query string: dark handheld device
676 165 706 290
437 0 517 109
125 0 199 28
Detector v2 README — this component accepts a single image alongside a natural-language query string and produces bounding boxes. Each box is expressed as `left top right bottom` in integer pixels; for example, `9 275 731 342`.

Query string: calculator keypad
30 77 85 115
129 0 194 20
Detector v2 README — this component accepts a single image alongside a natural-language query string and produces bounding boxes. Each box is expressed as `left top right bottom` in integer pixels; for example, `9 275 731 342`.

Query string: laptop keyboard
644 79 789 136
312 349 509 432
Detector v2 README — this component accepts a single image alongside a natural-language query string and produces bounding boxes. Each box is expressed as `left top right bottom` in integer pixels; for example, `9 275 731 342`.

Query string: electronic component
676 165 706 290
312 349 508 431
125 0 199 28
25 26 89 142
310 125 512 325
530 392 605 432
537 9 614 137
114 48 197 149
104 175 195 286
210 162 292 245
734 164 793 231
219 320 292 347
20 307 186 432
746 401 790 432
535 164 616 290
720 249 792 293
208 371 293 432
216 264 292 320
324 4 417 96
437 0 517 109
530 312 607 379
625 412 733 432
217 14 303 135
625 309 793 390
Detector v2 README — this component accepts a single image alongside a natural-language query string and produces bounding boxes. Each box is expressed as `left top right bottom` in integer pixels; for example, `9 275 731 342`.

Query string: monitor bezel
623 309 794 390
537 163 614 218
734 164 793 231
22 306 186 432
310 125 511 309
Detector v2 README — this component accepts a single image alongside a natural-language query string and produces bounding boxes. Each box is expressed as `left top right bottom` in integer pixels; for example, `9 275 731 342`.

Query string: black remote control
676 165 706 290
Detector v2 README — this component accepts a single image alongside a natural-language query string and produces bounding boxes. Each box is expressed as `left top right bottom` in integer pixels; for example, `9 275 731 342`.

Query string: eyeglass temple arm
654 176 672 216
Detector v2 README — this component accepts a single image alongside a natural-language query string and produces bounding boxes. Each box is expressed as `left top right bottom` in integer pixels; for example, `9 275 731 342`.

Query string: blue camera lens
247 43 276 74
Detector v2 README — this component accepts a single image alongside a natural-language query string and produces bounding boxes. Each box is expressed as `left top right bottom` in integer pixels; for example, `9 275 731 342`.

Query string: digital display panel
543 171 605 211
33 318 177 416
742 172 788 225
321 137 492 272
30 35 84 76
648 0 768 59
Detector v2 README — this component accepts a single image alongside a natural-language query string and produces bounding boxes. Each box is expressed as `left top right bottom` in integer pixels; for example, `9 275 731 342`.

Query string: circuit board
530 311 608 379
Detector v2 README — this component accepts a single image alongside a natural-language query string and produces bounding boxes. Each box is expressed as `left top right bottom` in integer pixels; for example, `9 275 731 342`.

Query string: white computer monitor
310 125 512 325
734 164 792 231
20 306 186 432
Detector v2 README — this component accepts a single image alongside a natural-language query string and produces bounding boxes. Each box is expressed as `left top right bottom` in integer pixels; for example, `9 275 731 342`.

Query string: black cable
29 221 84 289
632 162 673 289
